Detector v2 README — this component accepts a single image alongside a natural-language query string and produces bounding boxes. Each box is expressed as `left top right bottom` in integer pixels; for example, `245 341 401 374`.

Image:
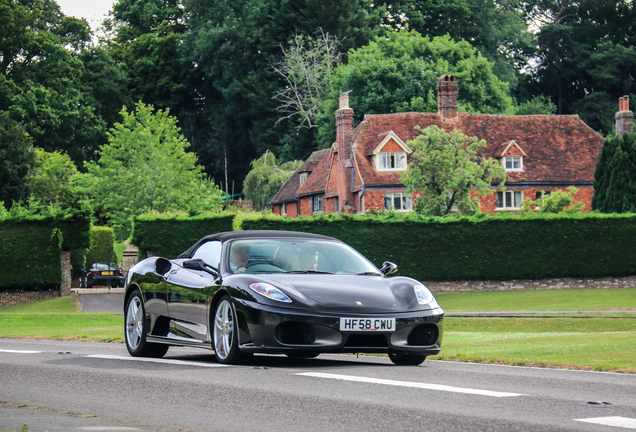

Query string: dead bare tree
271 29 344 129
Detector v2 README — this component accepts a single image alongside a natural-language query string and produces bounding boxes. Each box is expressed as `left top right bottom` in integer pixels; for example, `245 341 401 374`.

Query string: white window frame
281 202 287 216
496 190 523 210
503 156 523 172
377 152 407 172
384 193 412 212
312 194 323 213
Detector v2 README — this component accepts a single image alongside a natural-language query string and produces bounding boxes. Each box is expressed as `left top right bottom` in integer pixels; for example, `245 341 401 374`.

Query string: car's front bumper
233 299 444 356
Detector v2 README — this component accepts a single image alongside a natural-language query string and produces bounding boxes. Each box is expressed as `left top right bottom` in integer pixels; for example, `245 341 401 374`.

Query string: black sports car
124 230 444 365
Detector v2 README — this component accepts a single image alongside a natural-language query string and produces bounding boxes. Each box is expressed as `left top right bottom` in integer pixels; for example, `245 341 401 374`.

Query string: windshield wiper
356 272 382 276
284 270 334 274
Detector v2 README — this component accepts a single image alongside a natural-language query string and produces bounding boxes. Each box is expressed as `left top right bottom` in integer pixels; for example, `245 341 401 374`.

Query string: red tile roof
270 149 330 204
275 111 604 200
352 112 603 187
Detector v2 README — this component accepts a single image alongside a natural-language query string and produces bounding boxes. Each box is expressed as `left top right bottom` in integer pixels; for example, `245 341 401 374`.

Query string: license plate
101 271 113 275
339 318 396 332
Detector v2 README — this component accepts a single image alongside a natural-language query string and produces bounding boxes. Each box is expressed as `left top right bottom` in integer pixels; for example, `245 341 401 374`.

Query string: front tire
389 352 426 366
125 290 168 358
213 296 250 364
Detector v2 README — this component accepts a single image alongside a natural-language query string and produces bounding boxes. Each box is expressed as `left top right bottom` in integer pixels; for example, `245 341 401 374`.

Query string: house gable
370 131 412 173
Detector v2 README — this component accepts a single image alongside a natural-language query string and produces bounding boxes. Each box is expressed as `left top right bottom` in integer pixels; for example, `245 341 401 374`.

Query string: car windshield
92 263 119 271
227 239 380 275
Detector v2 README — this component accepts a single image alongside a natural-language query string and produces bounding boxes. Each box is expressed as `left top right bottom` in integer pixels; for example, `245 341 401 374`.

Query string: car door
166 240 222 341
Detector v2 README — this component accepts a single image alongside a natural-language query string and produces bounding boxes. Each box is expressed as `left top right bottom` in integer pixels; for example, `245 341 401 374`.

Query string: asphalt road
1 339 636 432
77 292 124 314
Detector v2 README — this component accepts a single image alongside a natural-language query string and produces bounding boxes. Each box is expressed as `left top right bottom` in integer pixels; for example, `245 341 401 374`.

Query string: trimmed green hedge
0 212 91 291
236 212 636 282
85 226 116 267
132 214 235 258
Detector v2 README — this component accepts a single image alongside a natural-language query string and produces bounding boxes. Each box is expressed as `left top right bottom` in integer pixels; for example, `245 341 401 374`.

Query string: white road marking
86 355 228 368
77 428 140 431
574 417 636 429
297 372 526 397
0 349 42 353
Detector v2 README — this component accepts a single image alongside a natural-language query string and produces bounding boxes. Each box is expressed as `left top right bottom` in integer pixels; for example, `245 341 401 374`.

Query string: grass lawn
431 316 636 373
435 287 636 312
0 296 123 342
1 289 635 372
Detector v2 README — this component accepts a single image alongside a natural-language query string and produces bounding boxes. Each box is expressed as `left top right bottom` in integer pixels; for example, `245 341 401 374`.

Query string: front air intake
276 322 316 345
407 324 439 346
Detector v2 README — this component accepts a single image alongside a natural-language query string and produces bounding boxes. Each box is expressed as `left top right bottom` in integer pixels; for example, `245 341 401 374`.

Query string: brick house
271 74 623 217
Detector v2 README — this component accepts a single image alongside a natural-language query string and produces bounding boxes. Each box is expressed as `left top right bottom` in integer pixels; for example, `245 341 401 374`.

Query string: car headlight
249 283 292 303
414 284 439 307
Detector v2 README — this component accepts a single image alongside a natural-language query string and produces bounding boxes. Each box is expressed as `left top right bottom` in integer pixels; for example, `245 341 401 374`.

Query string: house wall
478 185 595 215
324 197 338 214
299 196 313 217
272 202 299 218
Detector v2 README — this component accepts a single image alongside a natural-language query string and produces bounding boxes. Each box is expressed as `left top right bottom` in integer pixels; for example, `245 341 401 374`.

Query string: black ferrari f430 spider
124 230 444 365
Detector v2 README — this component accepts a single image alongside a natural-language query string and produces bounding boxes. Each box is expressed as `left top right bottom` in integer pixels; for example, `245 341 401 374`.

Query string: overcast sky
56 0 116 31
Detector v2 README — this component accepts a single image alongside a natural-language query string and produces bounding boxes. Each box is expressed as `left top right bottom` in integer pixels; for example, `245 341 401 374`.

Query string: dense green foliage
132 214 235 258
318 31 514 145
0 212 91 291
521 186 584 214
84 102 223 240
236 213 636 281
0 111 34 207
593 132 636 212
243 151 302 211
27 149 82 209
0 0 110 165
402 126 506 215
84 226 116 268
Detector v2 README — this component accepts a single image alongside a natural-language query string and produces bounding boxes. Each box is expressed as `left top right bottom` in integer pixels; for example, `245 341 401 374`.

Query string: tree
520 186 584 214
107 0 187 112
243 151 302 211
592 132 636 213
0 0 107 165
401 126 506 216
374 0 534 89
271 31 344 130
0 111 34 207
183 0 381 186
318 31 514 146
84 102 223 240
525 0 636 128
27 149 82 209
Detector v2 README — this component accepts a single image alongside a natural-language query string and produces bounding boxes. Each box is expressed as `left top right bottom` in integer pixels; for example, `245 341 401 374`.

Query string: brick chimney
616 96 633 136
437 74 458 120
335 93 355 213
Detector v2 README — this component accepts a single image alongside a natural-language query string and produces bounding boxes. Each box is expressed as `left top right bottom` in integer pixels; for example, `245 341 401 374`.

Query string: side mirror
155 258 172 276
379 261 398 276
183 258 219 277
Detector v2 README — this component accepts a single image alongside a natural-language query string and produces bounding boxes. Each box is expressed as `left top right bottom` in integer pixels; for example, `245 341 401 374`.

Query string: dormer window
299 172 308 185
379 152 407 170
371 131 412 172
504 156 523 171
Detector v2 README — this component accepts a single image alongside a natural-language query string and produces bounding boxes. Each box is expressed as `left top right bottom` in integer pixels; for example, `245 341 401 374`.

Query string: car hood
260 274 397 308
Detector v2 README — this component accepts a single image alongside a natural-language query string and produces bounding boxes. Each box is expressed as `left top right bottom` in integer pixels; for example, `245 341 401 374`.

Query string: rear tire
389 352 426 366
125 290 169 358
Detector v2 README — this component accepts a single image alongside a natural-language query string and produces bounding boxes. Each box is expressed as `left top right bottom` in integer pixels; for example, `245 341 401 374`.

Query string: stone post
60 251 71 296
